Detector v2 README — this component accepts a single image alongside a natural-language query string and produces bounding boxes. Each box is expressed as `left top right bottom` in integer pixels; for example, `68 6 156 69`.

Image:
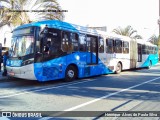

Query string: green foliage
0 0 64 27
149 34 160 46
112 25 142 39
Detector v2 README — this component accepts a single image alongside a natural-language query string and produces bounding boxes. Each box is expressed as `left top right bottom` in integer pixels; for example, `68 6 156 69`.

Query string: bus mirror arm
36 52 43 57
39 25 48 37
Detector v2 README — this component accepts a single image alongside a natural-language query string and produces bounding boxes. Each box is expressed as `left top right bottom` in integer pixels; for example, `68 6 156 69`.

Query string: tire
147 61 152 69
115 62 122 74
65 65 77 82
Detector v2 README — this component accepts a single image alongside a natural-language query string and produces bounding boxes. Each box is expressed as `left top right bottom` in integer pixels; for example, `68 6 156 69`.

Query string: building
87 26 107 32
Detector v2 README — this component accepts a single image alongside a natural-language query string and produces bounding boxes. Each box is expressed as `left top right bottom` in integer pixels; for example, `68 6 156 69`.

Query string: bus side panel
34 52 115 81
66 52 87 78
130 40 137 69
66 52 111 78
121 55 130 70
151 54 159 65
34 52 88 81
98 53 114 73
34 56 67 82
84 53 113 77
66 52 113 78
140 54 159 67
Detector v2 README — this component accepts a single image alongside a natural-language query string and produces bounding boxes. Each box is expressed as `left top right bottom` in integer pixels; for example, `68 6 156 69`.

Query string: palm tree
149 35 160 60
112 25 142 39
149 34 160 46
0 0 64 28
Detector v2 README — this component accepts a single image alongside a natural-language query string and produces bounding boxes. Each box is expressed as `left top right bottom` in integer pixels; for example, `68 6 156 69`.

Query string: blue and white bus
6 20 159 82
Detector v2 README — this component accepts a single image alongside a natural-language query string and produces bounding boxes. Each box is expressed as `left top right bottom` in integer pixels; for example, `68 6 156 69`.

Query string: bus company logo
2 112 11 117
1 112 42 118
8 10 68 13
11 112 42 118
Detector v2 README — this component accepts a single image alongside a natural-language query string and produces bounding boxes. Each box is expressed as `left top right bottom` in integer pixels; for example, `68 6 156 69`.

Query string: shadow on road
0 65 160 107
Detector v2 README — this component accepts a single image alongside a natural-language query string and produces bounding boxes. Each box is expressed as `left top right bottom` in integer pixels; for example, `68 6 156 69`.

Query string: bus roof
13 20 158 47
14 20 99 36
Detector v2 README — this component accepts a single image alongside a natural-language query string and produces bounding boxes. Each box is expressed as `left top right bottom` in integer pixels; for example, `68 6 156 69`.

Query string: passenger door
86 35 98 64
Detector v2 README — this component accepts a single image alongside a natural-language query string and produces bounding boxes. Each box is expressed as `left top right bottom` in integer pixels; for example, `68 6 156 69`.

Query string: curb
0 72 8 80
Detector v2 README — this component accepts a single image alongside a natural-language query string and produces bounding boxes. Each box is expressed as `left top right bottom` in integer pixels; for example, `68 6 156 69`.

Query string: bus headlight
6 60 10 66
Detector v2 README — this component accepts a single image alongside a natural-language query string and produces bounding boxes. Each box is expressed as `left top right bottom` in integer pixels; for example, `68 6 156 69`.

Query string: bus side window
79 34 86 51
92 37 97 52
146 46 149 54
150 46 152 54
151 47 154 54
115 39 122 53
148 46 150 54
62 32 71 52
71 33 78 51
99 37 104 53
123 41 129 54
150 47 152 54
156 47 158 54
153 47 155 54
86 36 91 52
44 38 51 53
142 45 146 54
106 39 114 53
86 35 97 52
154 47 157 54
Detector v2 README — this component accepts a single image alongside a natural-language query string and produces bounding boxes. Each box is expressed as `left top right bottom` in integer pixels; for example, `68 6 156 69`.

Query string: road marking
0 78 97 99
64 76 160 111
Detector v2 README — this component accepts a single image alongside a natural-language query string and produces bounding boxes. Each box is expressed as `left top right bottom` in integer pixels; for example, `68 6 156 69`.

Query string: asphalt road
0 64 160 120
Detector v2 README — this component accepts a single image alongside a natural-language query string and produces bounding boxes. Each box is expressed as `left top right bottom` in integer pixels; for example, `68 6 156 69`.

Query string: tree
149 34 160 60
0 0 64 28
112 25 142 39
149 34 160 46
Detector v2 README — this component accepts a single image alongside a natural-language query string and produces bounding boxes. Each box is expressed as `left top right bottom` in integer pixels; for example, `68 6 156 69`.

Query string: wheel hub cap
68 70 74 78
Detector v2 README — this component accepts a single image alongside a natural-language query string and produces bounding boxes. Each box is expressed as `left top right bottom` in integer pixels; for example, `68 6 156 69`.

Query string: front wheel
65 65 77 82
115 62 122 74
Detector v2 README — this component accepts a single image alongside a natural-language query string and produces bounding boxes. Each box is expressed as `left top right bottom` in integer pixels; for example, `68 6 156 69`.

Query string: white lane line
0 79 96 99
64 76 160 111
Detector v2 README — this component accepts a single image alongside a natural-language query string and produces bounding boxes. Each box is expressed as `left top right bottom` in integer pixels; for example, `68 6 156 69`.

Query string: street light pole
3 31 11 47
158 0 160 60
159 0 160 35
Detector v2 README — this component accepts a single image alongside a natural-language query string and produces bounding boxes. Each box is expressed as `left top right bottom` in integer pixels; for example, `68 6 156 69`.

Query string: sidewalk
0 64 8 80
0 71 8 80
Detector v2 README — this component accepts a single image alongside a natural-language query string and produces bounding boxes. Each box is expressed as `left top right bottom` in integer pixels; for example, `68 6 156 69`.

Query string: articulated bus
6 20 159 82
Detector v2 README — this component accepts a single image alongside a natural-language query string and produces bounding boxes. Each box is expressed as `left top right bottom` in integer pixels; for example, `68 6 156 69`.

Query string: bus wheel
115 62 122 74
147 61 152 69
65 65 77 82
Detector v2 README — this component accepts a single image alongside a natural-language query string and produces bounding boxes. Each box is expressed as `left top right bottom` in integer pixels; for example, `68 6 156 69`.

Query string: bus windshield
10 36 34 57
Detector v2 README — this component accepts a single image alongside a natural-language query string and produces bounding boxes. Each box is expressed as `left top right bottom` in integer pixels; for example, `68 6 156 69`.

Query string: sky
0 0 159 46
58 0 159 40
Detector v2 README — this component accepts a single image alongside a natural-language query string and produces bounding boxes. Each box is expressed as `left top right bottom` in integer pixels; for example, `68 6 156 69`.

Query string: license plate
8 72 15 76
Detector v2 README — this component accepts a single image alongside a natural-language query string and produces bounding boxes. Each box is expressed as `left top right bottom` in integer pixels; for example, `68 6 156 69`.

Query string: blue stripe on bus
33 52 113 81
14 20 98 36
141 54 159 67
6 53 158 81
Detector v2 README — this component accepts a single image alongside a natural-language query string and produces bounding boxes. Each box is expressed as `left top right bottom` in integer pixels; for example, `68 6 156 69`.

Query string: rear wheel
65 65 77 82
115 62 122 74
147 61 152 69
